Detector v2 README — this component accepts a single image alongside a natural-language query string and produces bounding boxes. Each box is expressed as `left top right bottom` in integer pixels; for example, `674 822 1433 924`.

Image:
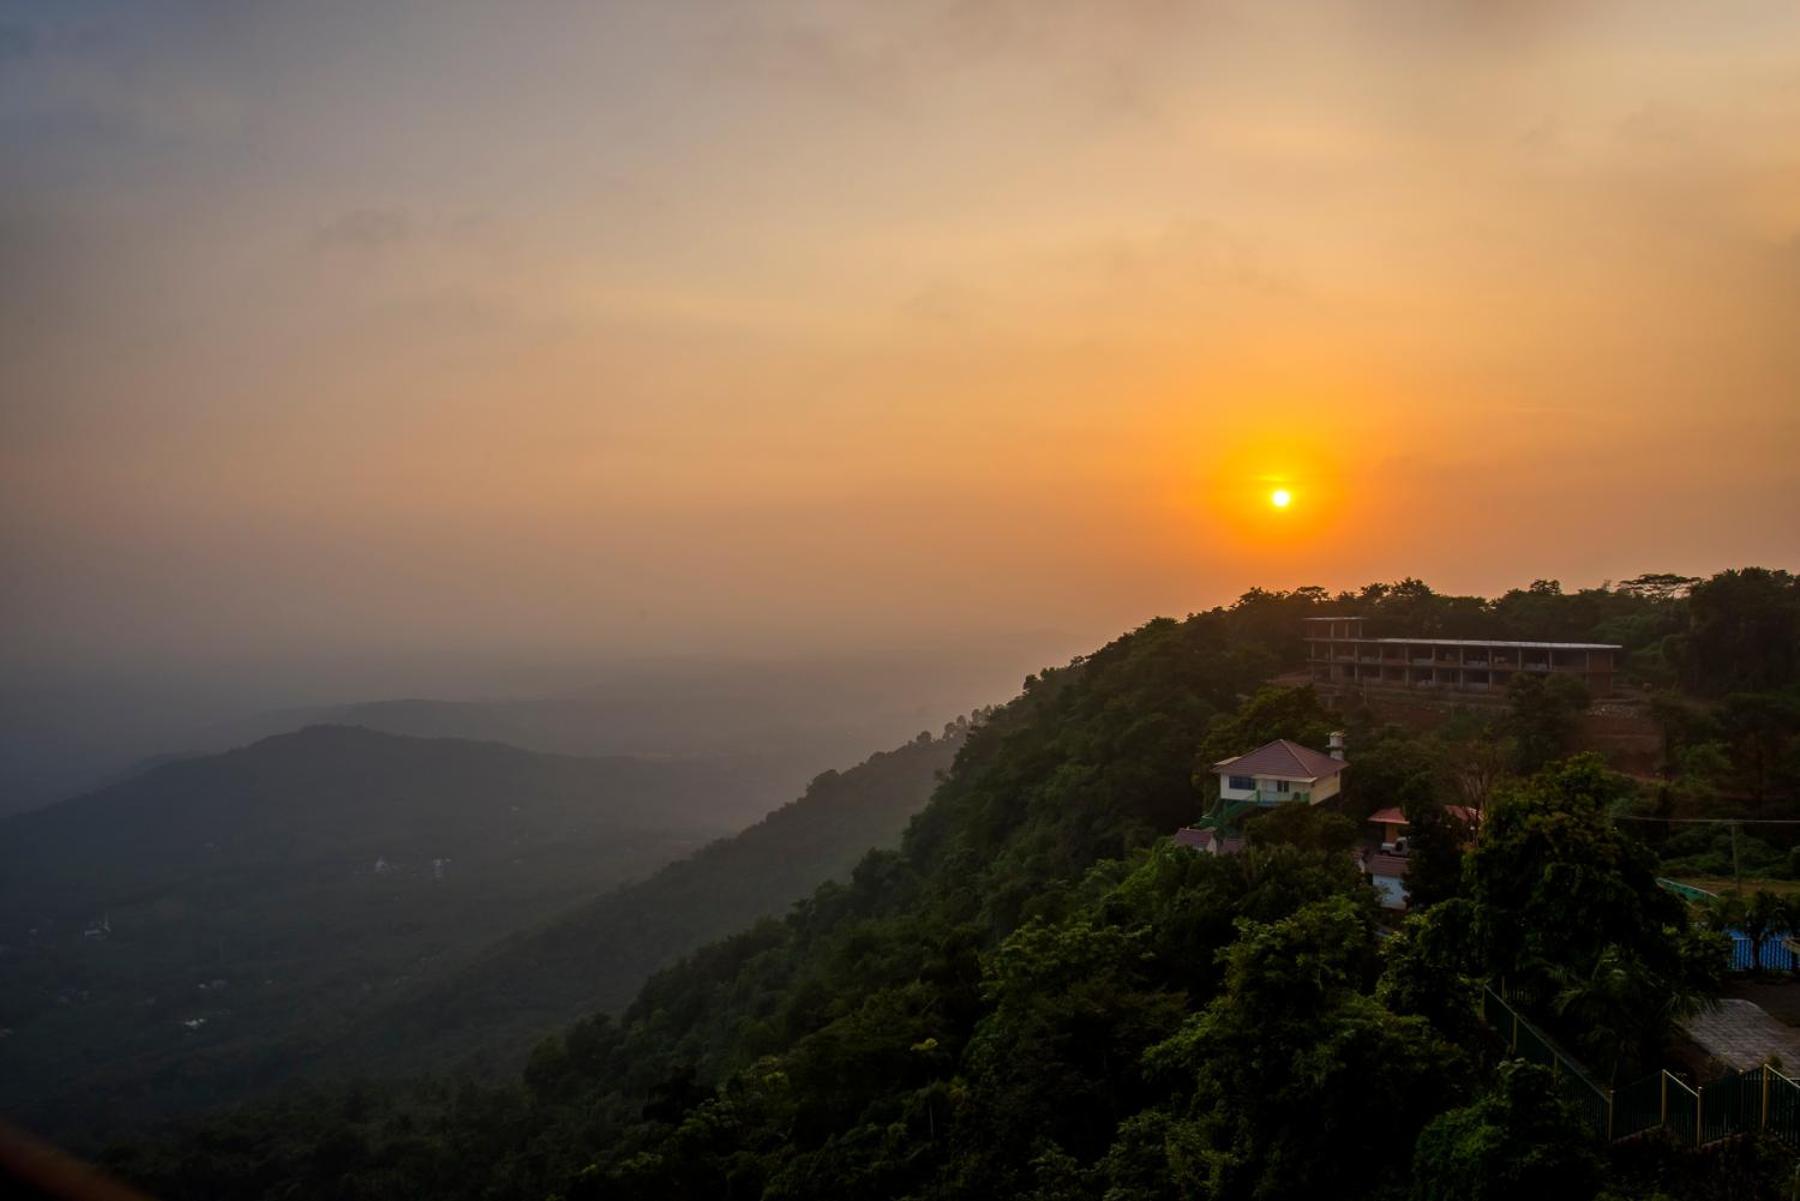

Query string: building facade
1304 616 1620 697
1178 737 1348 855
1212 736 1347 807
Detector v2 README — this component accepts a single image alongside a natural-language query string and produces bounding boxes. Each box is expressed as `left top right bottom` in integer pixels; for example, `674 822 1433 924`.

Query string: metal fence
1728 931 1797 973
1611 1070 1667 1141
1481 986 1800 1148
1650 881 1798 974
1481 986 1613 1138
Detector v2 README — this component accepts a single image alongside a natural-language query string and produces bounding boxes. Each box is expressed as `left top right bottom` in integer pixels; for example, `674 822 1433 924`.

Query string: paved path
1684 998 1800 1071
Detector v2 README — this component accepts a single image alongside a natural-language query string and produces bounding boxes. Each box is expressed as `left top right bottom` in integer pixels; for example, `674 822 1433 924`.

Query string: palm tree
1550 947 1689 1086
1552 949 1635 1084
1744 890 1792 977
1702 891 1751 973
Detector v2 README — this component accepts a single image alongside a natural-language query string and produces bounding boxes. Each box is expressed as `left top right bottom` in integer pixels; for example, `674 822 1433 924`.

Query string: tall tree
1411 1062 1603 1201
1140 896 1465 1201
1677 568 1800 695
1503 672 1590 775
1719 692 1800 811
1467 756 1721 1071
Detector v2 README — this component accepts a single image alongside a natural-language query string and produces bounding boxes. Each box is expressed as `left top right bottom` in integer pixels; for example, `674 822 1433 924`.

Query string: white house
1178 735 1350 855
1210 735 1348 808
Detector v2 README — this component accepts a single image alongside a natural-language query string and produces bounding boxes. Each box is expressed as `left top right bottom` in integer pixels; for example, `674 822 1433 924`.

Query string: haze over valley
3 3 1799 1199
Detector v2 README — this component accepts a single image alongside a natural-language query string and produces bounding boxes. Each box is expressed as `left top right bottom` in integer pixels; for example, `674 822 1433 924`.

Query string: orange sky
2 0 1798 693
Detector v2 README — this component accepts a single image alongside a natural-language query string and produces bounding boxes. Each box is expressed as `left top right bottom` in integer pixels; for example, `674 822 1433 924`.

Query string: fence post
1512 1010 1519 1055
1606 1089 1615 1141
1697 1085 1705 1147
1661 1071 1668 1127
1766 1065 1773 1130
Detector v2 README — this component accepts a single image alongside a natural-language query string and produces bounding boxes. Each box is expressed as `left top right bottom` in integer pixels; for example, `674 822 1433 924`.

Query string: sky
2 1 1798 762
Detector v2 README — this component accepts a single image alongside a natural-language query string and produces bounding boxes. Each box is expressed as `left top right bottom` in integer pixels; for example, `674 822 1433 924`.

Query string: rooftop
1300 614 1619 651
1363 852 1411 877
1211 738 1347 780
1368 805 1480 826
1174 827 1245 854
1305 635 1621 651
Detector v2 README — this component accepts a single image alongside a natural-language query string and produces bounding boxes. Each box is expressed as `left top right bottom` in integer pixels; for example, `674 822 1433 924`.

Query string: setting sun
1271 489 1293 509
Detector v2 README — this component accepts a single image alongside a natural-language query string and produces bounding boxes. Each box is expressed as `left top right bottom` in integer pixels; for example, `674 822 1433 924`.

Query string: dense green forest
90 569 1800 1198
0 726 736 1138
306 728 964 1081
0 724 965 1145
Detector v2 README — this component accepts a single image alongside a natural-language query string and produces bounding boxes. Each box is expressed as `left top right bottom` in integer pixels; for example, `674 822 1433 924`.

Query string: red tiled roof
1366 805 1480 827
1364 853 1410 877
1173 827 1245 854
1211 739 1347 780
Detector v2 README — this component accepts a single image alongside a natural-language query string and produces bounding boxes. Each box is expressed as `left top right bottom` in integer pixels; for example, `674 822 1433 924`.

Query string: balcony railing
1253 789 1310 804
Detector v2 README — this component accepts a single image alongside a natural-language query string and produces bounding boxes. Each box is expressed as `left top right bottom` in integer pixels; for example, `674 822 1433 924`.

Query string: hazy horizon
4 1 1798 805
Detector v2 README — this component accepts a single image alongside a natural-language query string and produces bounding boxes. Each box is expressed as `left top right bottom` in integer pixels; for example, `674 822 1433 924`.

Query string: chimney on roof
1328 730 1346 761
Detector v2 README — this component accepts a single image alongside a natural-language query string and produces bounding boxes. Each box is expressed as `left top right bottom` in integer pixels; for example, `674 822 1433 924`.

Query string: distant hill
2 646 1051 817
188 660 1009 829
0 725 734 1138
310 728 963 1080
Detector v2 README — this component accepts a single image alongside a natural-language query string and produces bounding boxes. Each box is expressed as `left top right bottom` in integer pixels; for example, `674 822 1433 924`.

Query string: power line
1615 815 1800 825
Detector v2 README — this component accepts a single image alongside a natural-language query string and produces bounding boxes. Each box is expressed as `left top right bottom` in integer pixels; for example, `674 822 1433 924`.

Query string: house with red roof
1359 804 1481 909
1175 729 1484 913
1176 734 1348 854
1366 804 1480 852
1212 735 1348 807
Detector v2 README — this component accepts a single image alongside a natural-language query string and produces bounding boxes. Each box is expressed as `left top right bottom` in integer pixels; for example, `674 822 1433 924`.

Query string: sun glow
1270 488 1292 509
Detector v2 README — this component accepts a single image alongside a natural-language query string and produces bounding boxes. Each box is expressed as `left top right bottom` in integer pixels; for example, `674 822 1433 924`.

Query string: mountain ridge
0 723 738 1138
302 725 965 1080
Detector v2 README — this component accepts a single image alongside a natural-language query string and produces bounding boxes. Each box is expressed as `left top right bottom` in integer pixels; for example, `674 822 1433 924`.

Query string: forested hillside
310 728 964 1079
102 569 1800 1199
0 726 734 1138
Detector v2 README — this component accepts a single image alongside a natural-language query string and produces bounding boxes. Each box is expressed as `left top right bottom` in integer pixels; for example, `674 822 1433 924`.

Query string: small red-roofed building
1368 807 1409 851
1175 735 1348 854
1358 804 1481 908
1366 805 1480 852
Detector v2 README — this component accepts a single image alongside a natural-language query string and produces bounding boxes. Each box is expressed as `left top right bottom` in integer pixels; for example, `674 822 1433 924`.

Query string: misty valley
3 571 1800 1201
4 4 1798 1198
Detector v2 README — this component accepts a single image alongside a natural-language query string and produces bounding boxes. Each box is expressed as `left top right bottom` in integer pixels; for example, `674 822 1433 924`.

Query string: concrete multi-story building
1304 616 1621 697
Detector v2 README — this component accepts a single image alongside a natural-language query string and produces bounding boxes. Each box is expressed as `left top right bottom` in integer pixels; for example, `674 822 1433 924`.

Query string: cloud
312 208 412 253
900 278 983 328
698 12 910 108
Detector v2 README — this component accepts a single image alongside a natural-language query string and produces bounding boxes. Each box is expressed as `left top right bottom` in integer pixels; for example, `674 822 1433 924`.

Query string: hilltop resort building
1304 615 1621 698
1178 614 1604 909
